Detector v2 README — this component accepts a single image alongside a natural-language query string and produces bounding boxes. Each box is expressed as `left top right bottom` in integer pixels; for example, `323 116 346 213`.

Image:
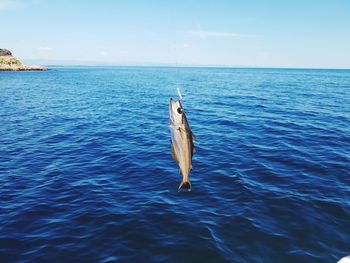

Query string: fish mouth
170 98 183 111
170 98 182 108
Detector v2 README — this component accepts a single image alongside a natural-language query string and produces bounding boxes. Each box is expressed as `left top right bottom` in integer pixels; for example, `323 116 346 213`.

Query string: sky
1 0 350 68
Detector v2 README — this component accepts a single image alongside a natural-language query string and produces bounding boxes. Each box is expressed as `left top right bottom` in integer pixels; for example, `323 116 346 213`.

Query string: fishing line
177 87 183 100
173 47 182 101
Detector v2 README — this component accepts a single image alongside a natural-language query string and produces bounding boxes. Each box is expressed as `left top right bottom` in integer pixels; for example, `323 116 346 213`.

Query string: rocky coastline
0 48 47 71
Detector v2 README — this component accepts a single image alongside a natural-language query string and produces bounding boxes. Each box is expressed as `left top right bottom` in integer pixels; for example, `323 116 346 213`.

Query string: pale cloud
171 43 191 49
0 0 20 10
38 47 53 51
189 30 261 38
119 50 129 55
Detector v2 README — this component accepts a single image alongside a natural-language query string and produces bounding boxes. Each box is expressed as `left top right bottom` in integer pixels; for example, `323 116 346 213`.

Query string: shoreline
0 66 48 71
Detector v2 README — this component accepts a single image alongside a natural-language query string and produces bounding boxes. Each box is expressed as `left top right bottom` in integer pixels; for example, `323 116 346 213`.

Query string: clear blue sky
1 0 350 68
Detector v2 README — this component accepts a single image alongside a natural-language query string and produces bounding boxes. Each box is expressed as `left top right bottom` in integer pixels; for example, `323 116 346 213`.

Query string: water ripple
0 67 350 262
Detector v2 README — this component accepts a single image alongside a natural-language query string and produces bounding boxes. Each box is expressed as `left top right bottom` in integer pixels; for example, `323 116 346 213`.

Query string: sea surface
0 67 350 262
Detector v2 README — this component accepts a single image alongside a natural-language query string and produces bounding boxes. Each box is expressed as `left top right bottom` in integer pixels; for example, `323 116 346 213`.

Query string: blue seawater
0 67 350 262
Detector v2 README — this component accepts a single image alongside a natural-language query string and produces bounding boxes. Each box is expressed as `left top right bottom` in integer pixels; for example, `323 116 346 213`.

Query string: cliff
0 48 47 71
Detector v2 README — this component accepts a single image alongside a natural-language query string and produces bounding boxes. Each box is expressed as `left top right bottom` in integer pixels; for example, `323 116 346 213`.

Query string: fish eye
177 108 183 114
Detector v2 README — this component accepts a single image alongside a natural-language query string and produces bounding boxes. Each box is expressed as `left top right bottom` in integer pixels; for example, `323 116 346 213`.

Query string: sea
0 67 349 262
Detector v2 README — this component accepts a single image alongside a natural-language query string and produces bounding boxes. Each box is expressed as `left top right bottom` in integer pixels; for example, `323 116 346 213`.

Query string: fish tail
178 180 191 192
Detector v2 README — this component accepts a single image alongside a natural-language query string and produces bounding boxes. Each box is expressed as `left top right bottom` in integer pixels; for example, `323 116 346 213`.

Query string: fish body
169 98 196 191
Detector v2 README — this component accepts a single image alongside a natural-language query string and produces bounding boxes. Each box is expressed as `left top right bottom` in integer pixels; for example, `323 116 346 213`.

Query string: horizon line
21 58 350 70
41 64 350 71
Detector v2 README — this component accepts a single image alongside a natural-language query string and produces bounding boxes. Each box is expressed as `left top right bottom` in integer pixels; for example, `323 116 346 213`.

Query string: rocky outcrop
0 48 47 71
0 49 12 56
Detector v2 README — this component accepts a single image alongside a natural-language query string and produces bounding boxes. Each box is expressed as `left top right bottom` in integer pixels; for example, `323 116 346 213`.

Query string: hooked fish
169 98 196 191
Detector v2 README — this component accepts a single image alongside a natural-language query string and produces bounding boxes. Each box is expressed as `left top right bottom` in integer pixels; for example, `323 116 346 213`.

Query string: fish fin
171 144 179 163
178 127 188 133
192 133 197 142
178 180 191 192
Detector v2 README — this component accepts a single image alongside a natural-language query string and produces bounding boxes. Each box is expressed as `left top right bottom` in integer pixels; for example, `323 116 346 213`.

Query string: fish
169 98 196 191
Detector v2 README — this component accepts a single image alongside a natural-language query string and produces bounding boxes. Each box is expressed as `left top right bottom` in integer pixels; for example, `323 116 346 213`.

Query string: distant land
19 58 350 70
0 49 47 71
